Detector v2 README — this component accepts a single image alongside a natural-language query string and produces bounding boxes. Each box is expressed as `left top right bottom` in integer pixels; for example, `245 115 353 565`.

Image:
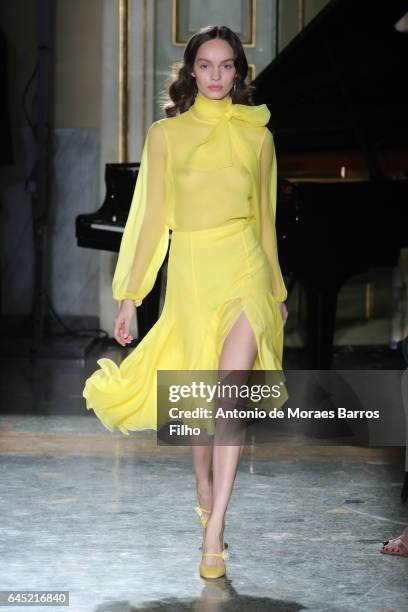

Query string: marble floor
0 343 407 611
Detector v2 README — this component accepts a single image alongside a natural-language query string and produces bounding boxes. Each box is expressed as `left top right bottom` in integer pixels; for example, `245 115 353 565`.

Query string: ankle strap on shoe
195 505 210 516
202 550 229 560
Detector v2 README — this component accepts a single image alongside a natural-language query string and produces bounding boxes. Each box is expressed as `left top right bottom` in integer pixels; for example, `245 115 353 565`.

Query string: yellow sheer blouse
112 92 287 306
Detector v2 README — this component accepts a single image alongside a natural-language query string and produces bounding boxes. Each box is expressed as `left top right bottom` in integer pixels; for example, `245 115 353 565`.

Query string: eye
224 64 233 69
199 64 208 69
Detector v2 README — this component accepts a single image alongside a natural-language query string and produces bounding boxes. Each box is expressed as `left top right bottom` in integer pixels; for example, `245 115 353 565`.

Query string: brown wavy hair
160 25 256 117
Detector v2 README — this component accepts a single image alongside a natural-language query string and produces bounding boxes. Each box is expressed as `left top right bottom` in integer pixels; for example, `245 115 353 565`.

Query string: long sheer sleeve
112 121 170 307
259 128 288 303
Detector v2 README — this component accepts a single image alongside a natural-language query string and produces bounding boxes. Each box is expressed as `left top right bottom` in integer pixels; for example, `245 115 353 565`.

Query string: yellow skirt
82 218 287 435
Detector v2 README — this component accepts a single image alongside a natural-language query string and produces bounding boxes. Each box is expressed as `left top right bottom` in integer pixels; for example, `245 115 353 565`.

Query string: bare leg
191 437 213 520
202 309 258 567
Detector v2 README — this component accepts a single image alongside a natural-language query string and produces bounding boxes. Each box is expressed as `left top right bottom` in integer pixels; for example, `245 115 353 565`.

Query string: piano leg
303 283 340 369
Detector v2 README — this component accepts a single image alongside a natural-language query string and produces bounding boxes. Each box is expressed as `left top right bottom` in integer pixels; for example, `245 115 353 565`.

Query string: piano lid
252 0 408 166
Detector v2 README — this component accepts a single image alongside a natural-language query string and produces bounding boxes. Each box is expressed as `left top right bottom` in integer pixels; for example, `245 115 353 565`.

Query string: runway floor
0 343 407 611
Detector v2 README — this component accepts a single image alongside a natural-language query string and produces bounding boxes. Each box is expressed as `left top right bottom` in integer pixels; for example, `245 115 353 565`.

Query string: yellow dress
82 91 288 435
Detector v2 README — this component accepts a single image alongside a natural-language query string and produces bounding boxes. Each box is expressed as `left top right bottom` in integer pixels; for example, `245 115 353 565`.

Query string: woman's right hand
114 299 135 346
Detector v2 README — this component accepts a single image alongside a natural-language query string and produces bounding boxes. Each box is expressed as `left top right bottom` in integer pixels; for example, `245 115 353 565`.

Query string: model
83 24 288 580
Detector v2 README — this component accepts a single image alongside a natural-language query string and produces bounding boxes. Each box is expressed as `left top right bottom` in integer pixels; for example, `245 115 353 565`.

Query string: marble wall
49 128 100 316
0 127 100 316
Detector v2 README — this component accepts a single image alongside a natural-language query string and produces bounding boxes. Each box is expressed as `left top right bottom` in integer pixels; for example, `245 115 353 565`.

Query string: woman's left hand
279 302 288 325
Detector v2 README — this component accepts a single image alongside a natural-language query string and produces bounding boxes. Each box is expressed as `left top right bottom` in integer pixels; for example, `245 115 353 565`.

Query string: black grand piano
253 0 408 368
76 0 408 366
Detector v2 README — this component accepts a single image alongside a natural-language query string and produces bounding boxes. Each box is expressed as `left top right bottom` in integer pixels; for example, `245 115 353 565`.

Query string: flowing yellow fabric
259 127 287 302
111 91 287 306
111 121 169 307
83 91 288 434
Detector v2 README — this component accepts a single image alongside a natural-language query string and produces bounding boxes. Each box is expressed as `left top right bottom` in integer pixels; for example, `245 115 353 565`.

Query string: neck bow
186 92 271 170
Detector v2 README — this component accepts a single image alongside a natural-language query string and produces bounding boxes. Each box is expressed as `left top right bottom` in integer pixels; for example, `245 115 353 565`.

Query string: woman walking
83 24 288 579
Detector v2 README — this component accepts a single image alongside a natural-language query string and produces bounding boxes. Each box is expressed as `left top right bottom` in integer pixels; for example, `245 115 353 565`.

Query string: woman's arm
112 121 170 307
259 127 288 304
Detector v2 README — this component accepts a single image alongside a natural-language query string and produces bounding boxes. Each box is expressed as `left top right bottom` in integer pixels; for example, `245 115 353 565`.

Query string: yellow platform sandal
199 548 229 579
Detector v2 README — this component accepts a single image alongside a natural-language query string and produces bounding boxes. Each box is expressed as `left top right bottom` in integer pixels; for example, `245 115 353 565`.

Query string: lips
209 86 222 90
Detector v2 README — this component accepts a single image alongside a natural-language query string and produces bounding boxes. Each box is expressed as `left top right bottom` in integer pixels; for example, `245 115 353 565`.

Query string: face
191 38 237 100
